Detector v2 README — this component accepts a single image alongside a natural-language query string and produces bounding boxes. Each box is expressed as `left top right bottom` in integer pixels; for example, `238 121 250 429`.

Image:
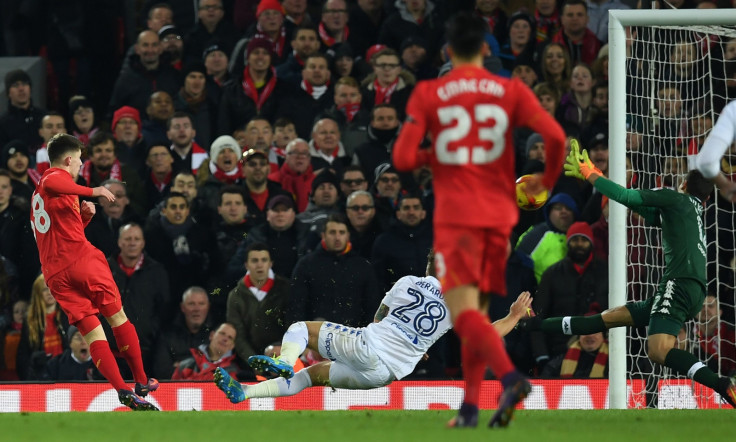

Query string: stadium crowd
1 0 735 383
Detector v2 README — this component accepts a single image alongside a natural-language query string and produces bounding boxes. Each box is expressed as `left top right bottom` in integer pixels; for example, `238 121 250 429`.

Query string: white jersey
695 100 736 179
363 275 452 380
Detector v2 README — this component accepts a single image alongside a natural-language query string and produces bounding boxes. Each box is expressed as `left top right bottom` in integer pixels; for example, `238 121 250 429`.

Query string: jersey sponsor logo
324 332 336 361
436 78 505 102
390 321 419 345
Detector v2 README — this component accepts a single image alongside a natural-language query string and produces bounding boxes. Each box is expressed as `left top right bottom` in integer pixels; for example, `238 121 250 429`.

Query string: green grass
3 410 732 442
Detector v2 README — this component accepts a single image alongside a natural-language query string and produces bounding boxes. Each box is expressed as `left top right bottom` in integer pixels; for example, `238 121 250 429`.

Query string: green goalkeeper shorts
625 278 705 336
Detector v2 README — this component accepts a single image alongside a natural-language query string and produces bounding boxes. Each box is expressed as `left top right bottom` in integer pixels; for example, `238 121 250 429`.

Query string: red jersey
31 168 95 278
393 65 566 228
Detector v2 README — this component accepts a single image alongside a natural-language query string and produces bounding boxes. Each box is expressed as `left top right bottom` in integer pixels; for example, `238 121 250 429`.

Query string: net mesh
625 24 736 408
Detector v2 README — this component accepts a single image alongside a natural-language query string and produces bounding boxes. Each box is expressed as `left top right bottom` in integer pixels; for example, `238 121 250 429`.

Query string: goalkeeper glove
577 148 603 179
563 139 585 180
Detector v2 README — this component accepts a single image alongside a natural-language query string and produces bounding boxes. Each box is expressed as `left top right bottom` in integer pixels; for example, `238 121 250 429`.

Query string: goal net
610 10 736 408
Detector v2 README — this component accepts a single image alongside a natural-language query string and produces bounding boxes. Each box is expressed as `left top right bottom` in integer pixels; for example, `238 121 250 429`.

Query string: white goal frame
608 9 736 409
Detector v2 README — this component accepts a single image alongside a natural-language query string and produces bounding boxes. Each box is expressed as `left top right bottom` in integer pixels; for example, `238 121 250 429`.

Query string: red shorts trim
46 250 122 324
433 224 512 295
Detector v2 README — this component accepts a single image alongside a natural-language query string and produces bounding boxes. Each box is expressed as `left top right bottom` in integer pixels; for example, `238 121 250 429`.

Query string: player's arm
492 291 533 337
373 303 390 323
696 101 736 200
43 172 115 201
393 85 429 171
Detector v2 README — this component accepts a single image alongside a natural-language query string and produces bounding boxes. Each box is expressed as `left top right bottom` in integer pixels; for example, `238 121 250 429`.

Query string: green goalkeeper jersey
594 177 707 288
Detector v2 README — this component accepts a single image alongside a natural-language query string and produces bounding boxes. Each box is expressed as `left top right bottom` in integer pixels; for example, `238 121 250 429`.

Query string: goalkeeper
523 140 736 407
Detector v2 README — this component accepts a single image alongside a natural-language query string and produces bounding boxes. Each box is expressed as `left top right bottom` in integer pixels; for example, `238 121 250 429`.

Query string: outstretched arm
393 85 430 171
43 172 115 202
492 291 533 337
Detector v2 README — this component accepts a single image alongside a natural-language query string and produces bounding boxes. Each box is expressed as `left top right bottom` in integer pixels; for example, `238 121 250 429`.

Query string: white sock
280 322 309 366
244 369 313 398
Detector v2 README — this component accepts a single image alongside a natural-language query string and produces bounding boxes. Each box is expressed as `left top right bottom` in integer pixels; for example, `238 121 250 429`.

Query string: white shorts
318 322 395 389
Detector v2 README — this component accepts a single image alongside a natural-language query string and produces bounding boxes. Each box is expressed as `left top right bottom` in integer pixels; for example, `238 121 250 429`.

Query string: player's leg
76 315 129 392
248 321 323 378
102 303 155 394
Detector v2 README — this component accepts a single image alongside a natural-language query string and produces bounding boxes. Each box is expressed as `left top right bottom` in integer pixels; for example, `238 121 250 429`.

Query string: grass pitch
4 409 731 442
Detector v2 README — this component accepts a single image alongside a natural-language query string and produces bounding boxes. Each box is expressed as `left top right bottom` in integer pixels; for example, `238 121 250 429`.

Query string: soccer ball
516 175 548 211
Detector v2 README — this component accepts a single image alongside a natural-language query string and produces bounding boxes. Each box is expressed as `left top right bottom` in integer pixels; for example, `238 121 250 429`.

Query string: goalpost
609 9 736 409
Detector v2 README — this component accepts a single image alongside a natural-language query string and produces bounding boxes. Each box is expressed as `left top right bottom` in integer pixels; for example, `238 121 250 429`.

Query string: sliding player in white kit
695 100 736 201
214 252 533 402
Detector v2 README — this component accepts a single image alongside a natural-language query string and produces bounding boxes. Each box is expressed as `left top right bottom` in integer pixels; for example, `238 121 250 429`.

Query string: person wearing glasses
339 166 369 200
267 138 316 212
360 48 415 120
344 189 384 260
184 0 239 65
318 0 350 50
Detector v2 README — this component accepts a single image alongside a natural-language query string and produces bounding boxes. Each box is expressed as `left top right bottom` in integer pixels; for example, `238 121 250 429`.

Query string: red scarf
320 239 352 255
373 77 399 106
278 163 314 212
535 10 560 43
117 254 144 278
250 188 269 211
338 103 360 122
81 159 122 186
243 269 275 302
255 23 287 57
210 161 243 185
242 66 278 111
43 312 63 357
318 22 349 47
560 341 608 378
73 127 98 146
301 79 330 99
478 9 501 33
572 252 593 275
151 170 172 192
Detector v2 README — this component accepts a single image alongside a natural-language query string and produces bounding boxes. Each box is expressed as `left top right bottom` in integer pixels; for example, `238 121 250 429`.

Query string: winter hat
257 0 285 17
400 35 428 54
2 139 29 166
365 44 387 62
183 61 208 78
158 25 181 40
68 95 93 115
210 135 241 160
112 106 142 132
586 131 608 151
67 325 81 344
311 170 340 192
374 162 398 185
246 37 274 60
267 194 296 211
4 69 31 91
543 192 580 223
507 11 535 32
525 133 544 156
566 221 594 245
202 41 226 60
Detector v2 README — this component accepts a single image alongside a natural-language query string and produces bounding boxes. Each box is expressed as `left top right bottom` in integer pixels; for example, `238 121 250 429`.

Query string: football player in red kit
31 133 159 411
393 12 566 428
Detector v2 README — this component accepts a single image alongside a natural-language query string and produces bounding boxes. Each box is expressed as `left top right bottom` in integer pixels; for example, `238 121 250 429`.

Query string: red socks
455 309 515 406
89 340 127 391
112 320 148 385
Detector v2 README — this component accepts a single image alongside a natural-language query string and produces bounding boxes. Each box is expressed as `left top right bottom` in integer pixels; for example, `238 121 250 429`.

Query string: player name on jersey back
436 78 505 101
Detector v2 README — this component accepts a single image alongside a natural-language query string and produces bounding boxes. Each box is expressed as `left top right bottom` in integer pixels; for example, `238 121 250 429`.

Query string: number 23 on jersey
434 104 509 165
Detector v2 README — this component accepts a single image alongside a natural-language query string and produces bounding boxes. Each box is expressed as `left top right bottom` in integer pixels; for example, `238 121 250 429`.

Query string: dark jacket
172 344 239 380
173 88 219 149
348 218 384 261
0 103 46 153
377 0 445 59
16 311 70 380
84 207 143 259
360 72 414 121
46 349 97 381
152 316 213 380
531 256 609 362
371 219 433 292
218 67 286 136
322 105 370 157
352 125 398 184
183 20 240 65
107 54 182 118
275 52 306 88
288 246 382 326
244 180 291 227
276 82 335 139
226 275 290 362
0 201 40 295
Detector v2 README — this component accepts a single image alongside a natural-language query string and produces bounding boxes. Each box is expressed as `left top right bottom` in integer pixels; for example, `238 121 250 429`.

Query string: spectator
282 0 312 26
277 53 335 139
273 118 298 157
197 135 243 210
345 190 383 260
534 83 562 118
152 286 213 379
309 118 350 175
2 140 38 204
144 192 219 301
378 0 444 58
1 300 28 380
167 111 209 176
693 294 736 376
361 48 415 120
81 132 147 217
474 0 508 47
0 169 40 295
172 322 240 381
530 221 608 368
16 274 69 380
535 0 561 43
268 138 316 213
539 42 572 98
276 24 322 87
112 106 147 177
339 166 369 200
318 0 351 51
372 163 403 228
371 193 433 292
147 171 214 228
246 0 290 66
0 69 46 153
352 104 401 184
203 42 231 87
243 117 281 172
174 62 219 149
159 25 185 70
557 63 596 136
143 143 175 211
347 0 388 61
540 303 609 378
219 38 285 135
145 3 174 32
108 29 181 118
35 113 67 174
288 213 381 326
141 91 176 144
550 0 601 66
400 35 437 81
241 148 291 226
227 194 309 281
106 222 171 372
227 243 290 364
323 76 371 155
499 12 538 75
183 0 239 65
511 64 539 88
213 186 253 277
45 325 96 381
84 179 143 258
586 0 629 44
68 96 99 147
297 170 341 235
